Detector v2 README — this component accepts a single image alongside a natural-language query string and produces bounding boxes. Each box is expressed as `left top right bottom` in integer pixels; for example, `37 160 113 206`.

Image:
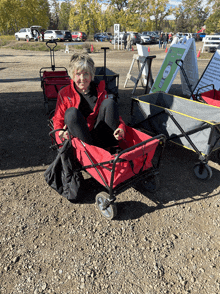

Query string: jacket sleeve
53 91 67 144
53 91 68 129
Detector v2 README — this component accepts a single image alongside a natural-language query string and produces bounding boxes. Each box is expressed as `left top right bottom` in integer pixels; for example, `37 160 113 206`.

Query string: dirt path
0 44 220 294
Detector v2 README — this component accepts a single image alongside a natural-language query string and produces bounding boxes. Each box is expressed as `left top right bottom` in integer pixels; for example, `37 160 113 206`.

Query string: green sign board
151 47 186 93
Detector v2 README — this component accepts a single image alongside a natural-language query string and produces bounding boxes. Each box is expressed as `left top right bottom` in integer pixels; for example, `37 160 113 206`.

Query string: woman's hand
58 125 69 140
113 128 125 140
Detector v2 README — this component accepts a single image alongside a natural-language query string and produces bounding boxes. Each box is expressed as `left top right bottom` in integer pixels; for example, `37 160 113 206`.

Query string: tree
174 6 188 32
59 0 72 30
205 0 220 33
107 0 128 12
69 0 102 35
50 0 60 29
148 0 174 31
174 0 209 33
0 0 50 34
205 11 220 33
107 0 174 32
0 0 21 34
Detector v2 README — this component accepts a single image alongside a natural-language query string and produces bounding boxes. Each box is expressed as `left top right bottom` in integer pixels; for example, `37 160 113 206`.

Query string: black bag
44 139 83 202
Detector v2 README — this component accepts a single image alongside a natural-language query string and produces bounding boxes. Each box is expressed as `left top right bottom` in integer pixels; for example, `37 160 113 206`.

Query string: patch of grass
10 42 65 51
0 35 14 46
0 34 109 53
0 39 11 46
0 35 89 52
198 52 214 59
0 35 14 41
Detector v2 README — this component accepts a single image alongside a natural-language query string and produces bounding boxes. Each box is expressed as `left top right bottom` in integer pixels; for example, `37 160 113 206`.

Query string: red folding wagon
195 85 220 107
49 126 166 219
39 40 71 114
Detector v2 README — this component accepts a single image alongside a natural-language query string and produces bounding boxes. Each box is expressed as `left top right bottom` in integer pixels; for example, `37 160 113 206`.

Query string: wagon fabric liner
131 92 220 156
198 89 220 107
41 71 71 100
71 126 159 189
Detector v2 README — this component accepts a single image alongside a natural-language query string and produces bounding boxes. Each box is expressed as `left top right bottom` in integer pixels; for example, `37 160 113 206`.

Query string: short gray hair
68 53 95 80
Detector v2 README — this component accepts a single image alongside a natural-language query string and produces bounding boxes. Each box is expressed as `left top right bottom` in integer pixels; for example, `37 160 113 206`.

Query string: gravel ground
0 42 220 294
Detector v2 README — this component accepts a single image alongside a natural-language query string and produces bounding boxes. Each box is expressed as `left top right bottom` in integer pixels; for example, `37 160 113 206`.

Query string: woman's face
73 69 92 92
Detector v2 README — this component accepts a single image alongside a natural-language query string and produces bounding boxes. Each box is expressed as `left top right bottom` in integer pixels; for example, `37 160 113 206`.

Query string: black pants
64 99 120 148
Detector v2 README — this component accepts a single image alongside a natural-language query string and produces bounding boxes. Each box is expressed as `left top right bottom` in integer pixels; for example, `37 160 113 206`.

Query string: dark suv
61 30 72 42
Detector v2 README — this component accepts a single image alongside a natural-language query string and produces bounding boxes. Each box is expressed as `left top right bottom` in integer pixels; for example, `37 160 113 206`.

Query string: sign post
114 24 120 50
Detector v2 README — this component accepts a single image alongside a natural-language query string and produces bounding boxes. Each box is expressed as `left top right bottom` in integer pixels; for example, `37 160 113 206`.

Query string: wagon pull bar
46 40 57 71
175 59 194 96
101 47 110 85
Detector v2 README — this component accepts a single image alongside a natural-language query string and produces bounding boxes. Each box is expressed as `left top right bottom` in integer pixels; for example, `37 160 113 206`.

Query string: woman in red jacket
53 53 125 148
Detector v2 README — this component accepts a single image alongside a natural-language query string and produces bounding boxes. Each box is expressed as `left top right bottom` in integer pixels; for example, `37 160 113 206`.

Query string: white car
44 30 64 42
15 26 42 41
139 34 151 44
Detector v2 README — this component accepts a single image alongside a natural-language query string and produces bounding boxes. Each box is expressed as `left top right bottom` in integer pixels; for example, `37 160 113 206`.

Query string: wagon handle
175 59 194 97
175 59 183 69
46 40 57 49
195 84 215 101
101 47 110 85
46 40 57 71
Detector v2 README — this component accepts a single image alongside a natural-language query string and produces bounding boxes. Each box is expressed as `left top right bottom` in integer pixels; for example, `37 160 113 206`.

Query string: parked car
151 32 160 43
15 26 42 41
192 33 200 41
44 30 64 41
94 33 110 42
139 33 152 44
127 32 141 45
198 33 206 41
104 32 113 40
148 32 159 43
61 30 72 42
71 31 87 42
142 31 158 44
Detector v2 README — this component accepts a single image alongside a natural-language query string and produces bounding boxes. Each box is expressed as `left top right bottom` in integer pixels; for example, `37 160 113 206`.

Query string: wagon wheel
193 163 212 180
95 192 117 220
141 174 160 193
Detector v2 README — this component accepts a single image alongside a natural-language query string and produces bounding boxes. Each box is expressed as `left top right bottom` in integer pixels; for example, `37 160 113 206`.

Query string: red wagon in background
176 59 220 108
195 84 220 107
39 40 71 114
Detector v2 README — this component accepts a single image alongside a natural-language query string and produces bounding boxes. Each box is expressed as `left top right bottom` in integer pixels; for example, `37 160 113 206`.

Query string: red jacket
53 79 125 144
